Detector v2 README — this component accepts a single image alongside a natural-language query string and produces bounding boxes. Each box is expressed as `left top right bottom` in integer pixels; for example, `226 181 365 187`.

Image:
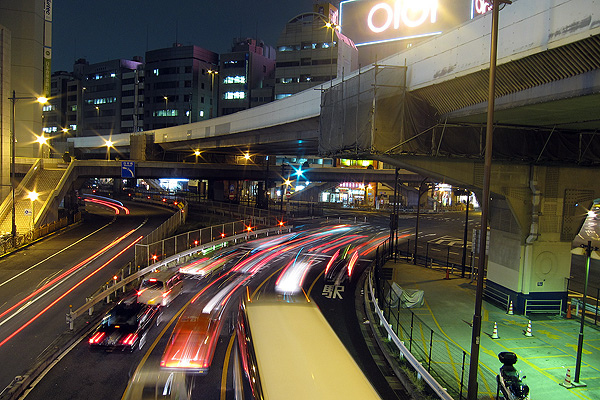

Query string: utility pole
467 2 511 399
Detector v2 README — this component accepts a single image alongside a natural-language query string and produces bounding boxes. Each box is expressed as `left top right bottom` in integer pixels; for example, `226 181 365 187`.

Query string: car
137 270 183 307
88 297 161 352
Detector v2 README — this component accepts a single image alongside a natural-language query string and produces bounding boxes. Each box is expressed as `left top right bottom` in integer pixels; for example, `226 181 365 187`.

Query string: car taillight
122 334 137 346
89 332 105 344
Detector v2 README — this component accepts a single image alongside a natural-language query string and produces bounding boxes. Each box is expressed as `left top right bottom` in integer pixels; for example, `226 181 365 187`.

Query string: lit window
152 109 179 117
69 124 77 131
85 97 117 105
276 94 292 100
110 73 116 78
223 91 246 100
223 75 246 84
153 69 159 76
199 110 204 117
42 105 55 112
70 105 77 112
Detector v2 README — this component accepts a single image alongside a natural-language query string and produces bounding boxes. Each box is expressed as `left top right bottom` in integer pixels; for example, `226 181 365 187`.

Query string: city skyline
51 0 316 72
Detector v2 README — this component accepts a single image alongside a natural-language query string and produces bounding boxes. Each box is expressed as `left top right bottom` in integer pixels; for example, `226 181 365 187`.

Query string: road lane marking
0 219 115 289
220 333 236 400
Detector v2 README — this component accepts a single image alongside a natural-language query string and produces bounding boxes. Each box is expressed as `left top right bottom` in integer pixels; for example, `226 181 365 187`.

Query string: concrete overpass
67 0 600 311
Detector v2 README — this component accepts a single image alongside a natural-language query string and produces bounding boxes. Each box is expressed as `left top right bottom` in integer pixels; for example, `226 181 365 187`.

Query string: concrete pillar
485 165 597 314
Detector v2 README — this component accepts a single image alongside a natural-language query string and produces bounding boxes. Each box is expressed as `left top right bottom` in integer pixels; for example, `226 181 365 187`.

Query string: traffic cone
492 322 499 339
507 301 514 315
560 368 573 388
566 302 572 319
524 320 533 337
444 267 450 280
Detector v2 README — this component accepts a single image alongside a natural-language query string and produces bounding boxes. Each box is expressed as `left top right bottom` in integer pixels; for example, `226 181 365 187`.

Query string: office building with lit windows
274 2 358 100
143 44 218 130
68 58 145 138
218 38 276 116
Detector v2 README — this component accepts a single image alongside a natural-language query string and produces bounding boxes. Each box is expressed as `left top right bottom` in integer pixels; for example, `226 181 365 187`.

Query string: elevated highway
67 0 600 312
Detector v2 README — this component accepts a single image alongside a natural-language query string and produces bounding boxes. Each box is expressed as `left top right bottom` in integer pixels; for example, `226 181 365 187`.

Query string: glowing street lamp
570 242 600 386
324 21 340 80
105 140 113 160
8 91 47 243
208 69 218 118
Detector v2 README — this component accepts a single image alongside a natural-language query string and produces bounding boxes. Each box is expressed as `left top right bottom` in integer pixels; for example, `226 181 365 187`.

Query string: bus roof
245 299 381 400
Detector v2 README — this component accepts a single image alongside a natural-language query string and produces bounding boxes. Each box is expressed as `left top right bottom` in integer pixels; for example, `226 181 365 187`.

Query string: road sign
121 161 135 178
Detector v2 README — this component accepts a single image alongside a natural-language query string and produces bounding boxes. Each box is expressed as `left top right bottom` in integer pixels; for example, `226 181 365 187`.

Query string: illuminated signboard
340 0 474 47
471 0 492 18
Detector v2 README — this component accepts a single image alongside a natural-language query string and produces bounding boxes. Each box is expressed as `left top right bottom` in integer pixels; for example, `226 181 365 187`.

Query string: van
137 270 183 307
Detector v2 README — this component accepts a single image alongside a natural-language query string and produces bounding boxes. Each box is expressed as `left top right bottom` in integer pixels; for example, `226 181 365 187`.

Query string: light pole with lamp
35 135 48 158
105 140 113 161
570 241 600 387
208 69 218 118
324 21 340 81
9 91 47 245
27 191 39 232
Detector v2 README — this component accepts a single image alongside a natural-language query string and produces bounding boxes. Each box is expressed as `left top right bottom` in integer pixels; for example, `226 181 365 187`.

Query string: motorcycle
496 352 530 400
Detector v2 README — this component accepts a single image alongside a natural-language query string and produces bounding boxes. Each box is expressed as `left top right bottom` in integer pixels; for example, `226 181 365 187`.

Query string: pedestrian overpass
61 0 600 311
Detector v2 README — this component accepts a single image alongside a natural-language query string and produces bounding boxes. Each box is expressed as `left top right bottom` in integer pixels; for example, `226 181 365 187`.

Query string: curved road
0 200 175 393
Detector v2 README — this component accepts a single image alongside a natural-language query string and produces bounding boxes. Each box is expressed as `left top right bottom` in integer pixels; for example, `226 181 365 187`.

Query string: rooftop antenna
175 18 179 45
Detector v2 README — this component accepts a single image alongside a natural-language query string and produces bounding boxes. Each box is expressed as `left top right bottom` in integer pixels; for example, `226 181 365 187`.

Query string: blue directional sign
121 161 135 178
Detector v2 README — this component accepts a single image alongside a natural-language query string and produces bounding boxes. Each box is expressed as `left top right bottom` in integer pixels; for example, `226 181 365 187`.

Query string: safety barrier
483 285 511 311
524 299 563 315
67 224 292 329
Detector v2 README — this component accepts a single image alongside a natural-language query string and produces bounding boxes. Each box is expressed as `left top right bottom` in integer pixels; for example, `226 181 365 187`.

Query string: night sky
51 0 317 72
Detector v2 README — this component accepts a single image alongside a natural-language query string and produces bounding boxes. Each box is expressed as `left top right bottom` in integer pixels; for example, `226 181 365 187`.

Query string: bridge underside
316 33 600 313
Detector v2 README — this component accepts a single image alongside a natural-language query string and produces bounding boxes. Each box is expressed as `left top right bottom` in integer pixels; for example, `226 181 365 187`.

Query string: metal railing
0 211 82 256
67 224 292 329
371 240 497 400
524 299 563 316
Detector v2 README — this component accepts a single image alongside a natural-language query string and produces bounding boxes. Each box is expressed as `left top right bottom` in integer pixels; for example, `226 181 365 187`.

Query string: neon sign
367 0 438 33
471 0 492 18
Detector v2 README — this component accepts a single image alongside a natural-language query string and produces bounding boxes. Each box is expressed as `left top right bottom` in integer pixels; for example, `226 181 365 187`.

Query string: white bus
236 296 381 400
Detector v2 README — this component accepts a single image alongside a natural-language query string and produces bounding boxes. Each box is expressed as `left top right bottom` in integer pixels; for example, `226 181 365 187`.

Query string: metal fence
0 211 82 256
134 215 279 268
567 278 600 325
372 241 497 400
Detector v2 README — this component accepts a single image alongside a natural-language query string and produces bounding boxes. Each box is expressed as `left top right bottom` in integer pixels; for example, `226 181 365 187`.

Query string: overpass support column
485 165 598 314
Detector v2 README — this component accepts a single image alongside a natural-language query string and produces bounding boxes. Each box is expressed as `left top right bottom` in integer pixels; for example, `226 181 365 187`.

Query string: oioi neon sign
472 0 492 17
367 0 438 33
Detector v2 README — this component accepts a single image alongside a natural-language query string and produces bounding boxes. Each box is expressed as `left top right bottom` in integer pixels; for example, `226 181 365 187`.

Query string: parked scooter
496 352 530 400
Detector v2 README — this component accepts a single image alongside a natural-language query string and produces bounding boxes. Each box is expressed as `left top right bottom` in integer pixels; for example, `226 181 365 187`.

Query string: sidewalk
386 260 600 400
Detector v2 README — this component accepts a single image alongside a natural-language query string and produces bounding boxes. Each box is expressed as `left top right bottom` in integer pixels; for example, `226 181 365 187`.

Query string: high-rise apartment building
143 44 218 130
218 38 276 116
274 2 358 100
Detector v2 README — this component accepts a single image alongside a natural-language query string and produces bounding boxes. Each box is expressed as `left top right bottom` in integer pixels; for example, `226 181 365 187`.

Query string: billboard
340 0 478 47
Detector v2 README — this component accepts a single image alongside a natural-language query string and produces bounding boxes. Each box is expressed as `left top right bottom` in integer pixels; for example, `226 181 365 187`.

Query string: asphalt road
0 200 174 393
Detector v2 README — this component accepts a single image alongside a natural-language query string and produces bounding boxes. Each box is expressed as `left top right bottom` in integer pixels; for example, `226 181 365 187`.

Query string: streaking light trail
0 236 143 348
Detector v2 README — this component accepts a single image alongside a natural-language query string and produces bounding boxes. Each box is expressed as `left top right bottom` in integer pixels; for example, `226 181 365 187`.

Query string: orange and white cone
524 320 533 337
507 301 514 315
492 322 499 339
560 368 573 388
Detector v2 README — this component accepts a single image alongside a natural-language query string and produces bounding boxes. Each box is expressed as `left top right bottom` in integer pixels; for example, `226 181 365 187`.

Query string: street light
105 140 113 161
208 69 218 118
27 191 39 231
570 241 600 386
324 22 340 81
9 91 47 244
35 135 48 158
